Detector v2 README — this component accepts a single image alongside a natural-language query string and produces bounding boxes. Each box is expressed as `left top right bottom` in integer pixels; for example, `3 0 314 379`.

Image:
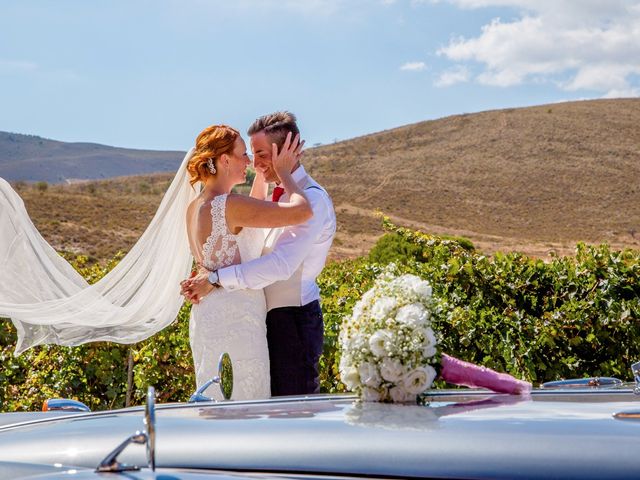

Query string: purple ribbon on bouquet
440 354 532 395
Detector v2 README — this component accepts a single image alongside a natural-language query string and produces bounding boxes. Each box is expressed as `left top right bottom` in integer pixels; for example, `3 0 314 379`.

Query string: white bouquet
339 268 533 403
339 269 438 403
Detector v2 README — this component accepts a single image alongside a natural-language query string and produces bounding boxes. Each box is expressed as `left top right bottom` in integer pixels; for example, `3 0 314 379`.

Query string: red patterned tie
272 186 285 202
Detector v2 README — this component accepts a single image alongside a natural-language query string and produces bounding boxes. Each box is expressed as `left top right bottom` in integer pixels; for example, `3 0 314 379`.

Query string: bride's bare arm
249 168 268 201
226 193 312 229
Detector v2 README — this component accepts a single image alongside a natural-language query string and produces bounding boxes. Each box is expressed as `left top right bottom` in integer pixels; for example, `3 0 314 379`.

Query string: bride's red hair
188 124 240 186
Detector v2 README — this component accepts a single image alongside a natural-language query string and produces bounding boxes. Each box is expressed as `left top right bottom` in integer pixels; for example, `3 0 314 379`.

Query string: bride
184 124 310 400
0 123 308 401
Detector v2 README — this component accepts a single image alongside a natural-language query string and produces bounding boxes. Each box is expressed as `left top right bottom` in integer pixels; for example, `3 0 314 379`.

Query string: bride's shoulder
224 192 252 209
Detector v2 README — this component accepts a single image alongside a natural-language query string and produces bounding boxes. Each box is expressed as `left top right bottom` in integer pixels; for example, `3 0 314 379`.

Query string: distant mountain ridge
0 131 184 183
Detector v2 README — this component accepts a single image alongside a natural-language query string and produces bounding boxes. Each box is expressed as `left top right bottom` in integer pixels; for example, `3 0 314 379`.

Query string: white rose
389 385 414 403
402 366 437 395
415 280 433 300
380 358 405 383
368 329 394 357
339 354 352 373
340 366 361 391
422 327 438 358
351 301 364 320
395 275 420 294
362 386 382 402
396 303 428 328
343 333 361 353
361 289 375 304
358 362 381 388
371 296 396 320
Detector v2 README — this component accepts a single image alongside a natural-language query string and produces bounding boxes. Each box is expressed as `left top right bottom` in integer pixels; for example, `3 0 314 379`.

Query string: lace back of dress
201 194 240 271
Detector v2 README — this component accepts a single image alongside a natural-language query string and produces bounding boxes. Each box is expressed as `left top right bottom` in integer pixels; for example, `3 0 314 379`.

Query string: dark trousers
266 300 324 396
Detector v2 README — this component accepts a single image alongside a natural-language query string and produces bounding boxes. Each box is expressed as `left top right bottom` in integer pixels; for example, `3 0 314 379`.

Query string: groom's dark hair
248 111 300 151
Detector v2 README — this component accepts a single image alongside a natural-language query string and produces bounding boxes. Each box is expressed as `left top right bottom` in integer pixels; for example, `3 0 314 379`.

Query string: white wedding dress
0 149 200 355
189 193 271 401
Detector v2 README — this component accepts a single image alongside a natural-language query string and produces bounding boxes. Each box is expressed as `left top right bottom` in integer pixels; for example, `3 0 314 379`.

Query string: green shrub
0 254 194 411
1 221 639 411
323 220 640 386
35 181 48 193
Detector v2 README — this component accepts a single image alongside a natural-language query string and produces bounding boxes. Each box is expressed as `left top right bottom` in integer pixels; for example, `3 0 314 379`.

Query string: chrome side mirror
189 352 234 403
96 386 156 473
42 398 91 412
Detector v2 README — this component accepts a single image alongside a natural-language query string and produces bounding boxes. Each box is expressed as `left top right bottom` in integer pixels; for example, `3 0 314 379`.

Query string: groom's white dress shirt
217 165 336 311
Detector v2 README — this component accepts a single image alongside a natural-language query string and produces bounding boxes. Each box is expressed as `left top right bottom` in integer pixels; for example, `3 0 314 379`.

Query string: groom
182 111 336 396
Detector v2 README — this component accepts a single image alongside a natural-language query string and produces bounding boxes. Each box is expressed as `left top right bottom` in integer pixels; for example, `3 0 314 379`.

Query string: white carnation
340 366 361 391
396 303 428 328
415 280 433 300
358 362 381 388
380 358 405 383
402 366 437 395
422 327 438 358
362 386 382 402
339 354 352 373
346 332 366 352
371 296 396 320
394 274 420 295
389 385 414 403
368 329 393 357
351 301 364 320
361 288 375 304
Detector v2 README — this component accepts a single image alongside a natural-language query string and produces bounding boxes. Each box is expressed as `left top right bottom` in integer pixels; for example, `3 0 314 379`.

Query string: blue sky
1 0 638 150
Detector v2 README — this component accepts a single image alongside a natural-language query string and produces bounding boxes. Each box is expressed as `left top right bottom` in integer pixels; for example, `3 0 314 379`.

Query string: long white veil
0 148 197 355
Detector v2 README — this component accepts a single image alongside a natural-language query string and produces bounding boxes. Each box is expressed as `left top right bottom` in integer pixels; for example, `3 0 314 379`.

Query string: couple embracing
0 111 335 402
180 112 336 400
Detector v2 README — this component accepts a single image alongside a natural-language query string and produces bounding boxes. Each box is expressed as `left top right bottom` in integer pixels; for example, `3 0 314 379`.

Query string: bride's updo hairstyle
187 124 240 186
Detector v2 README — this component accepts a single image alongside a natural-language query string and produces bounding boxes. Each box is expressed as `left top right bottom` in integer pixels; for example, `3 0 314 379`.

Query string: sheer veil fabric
0 148 197 355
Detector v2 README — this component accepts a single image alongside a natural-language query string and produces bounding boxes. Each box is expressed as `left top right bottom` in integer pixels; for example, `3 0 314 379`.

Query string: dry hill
12 99 640 261
303 98 640 257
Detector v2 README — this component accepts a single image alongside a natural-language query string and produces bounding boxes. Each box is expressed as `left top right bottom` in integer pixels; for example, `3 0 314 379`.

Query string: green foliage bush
1 219 639 411
0 255 194 412
364 220 640 383
35 181 48 193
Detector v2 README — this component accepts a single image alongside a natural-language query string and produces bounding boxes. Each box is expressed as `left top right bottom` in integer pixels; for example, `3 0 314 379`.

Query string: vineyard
2 220 638 411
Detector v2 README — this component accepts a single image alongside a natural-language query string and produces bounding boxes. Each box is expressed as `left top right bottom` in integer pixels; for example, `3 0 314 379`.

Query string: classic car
1 355 640 479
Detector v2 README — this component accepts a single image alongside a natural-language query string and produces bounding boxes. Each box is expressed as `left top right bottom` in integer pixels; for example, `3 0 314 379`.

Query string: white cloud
401 61 427 71
433 0 640 97
435 65 469 86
